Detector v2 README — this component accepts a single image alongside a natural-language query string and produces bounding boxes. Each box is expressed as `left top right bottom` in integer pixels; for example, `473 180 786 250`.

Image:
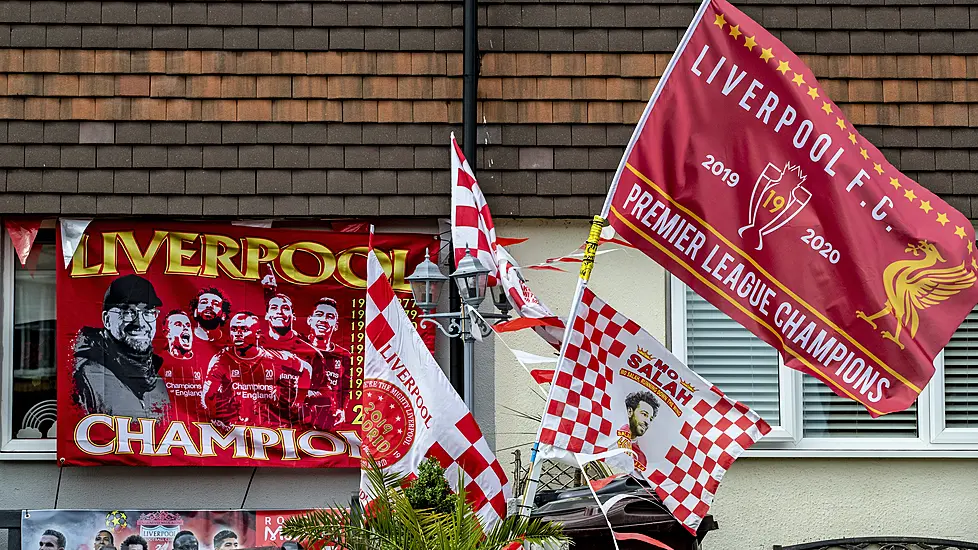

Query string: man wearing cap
73 274 170 419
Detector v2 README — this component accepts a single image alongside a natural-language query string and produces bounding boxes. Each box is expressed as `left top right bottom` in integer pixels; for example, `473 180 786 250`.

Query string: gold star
969 241 974 253
744 36 757 51
919 200 933 213
792 73 805 86
955 226 967 239
972 258 977 271
760 47 774 62
873 162 884 175
714 14 726 28
848 132 857 145
888 177 901 190
937 212 949 226
860 148 869 160
835 118 846 131
807 86 820 100
776 61 791 75
904 189 917 202
821 102 833 115
729 24 742 39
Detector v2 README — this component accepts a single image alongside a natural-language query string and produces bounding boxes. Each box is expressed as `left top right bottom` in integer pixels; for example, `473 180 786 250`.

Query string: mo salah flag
451 132 499 286
536 288 770 534
360 239 511 526
605 0 978 417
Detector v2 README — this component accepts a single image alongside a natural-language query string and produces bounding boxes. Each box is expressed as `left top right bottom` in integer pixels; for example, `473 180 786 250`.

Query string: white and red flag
451 132 498 286
361 236 511 526
536 288 771 534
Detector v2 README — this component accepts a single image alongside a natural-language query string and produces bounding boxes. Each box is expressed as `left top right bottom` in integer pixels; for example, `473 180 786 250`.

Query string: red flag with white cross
606 0 978 417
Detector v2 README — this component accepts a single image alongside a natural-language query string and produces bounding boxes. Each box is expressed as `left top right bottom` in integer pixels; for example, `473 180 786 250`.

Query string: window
1 229 58 455
672 277 978 455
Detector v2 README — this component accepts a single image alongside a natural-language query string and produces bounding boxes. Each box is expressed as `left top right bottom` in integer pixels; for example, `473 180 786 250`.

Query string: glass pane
802 375 917 438
944 306 978 428
685 288 781 426
11 231 57 440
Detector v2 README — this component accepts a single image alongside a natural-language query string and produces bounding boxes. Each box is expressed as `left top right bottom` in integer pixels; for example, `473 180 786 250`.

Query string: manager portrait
73 274 171 419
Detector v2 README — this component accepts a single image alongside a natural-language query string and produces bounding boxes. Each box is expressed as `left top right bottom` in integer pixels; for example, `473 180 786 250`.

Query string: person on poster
260 269 334 427
94 531 113 550
304 297 352 429
191 288 232 345
213 530 238 550
39 530 65 550
120 536 147 550
172 532 198 550
165 310 195 359
202 312 313 427
616 391 660 473
73 274 170 419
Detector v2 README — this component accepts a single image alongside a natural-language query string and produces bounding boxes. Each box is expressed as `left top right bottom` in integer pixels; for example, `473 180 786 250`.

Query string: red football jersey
202 348 312 428
307 343 353 430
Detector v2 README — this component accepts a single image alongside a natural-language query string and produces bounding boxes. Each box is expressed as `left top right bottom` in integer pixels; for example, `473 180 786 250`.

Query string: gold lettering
100 232 120 275
117 230 167 274
201 234 245 279
335 246 392 290
70 234 102 277
279 241 336 285
243 237 280 280
166 232 201 276
389 249 410 292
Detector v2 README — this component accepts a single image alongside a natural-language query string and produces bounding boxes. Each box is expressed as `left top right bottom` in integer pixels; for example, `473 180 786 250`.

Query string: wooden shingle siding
0 1 975 219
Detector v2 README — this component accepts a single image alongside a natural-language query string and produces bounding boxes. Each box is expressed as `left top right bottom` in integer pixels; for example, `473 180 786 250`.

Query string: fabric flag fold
361 239 511 527
5 219 42 266
451 132 499 286
59 218 92 269
536 288 770 534
496 245 565 351
602 0 978 416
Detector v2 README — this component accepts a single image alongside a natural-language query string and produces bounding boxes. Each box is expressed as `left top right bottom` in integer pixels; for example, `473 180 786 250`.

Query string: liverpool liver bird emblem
856 240 976 350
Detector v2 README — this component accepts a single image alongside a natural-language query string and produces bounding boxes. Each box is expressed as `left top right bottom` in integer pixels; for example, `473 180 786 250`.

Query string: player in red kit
305 297 353 430
617 391 659 473
201 312 312 428
161 309 206 422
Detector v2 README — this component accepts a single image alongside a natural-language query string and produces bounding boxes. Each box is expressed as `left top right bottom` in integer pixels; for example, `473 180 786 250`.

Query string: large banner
22 509 308 550
607 0 978 416
57 221 436 466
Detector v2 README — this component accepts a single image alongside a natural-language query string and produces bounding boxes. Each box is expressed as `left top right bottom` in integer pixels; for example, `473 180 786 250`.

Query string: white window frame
671 276 978 457
1 233 57 459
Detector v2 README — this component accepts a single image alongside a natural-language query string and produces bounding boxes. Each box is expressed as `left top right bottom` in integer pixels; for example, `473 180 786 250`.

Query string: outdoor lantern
451 250 490 307
405 251 448 313
490 282 511 316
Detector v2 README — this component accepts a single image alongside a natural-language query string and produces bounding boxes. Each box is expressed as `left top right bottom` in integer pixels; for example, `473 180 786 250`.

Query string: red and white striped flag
360 236 511 526
495 245 565 351
451 133 498 286
537 288 770 534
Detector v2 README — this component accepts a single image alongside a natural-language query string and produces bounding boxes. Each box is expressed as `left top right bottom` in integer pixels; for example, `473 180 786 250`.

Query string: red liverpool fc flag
607 0 978 416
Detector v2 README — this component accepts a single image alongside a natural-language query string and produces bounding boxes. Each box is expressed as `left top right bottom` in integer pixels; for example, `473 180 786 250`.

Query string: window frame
670 275 978 457
1 233 57 458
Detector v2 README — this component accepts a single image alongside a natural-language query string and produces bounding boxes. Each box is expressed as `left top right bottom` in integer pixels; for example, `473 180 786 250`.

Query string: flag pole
517 214 606 516
515 0 714 519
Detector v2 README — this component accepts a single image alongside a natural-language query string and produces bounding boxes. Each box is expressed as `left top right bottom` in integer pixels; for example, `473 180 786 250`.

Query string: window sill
743 448 978 459
0 450 56 461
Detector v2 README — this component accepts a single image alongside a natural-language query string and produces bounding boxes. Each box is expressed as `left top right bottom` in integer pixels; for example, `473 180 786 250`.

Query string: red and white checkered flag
451 133 498 286
537 288 771 534
360 237 511 526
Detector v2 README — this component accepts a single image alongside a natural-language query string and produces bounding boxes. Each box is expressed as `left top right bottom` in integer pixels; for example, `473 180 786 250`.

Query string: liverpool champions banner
608 0 978 416
23 509 309 550
57 221 436 466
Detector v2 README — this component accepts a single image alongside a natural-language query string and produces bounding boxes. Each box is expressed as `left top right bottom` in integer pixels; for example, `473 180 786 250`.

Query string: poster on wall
56 221 437 467
22 509 311 550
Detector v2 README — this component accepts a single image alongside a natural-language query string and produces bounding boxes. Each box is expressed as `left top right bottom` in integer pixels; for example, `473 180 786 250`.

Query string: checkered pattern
451 133 498 286
363 243 511 527
538 288 641 453
536 288 770 535
649 390 770 534
496 245 565 351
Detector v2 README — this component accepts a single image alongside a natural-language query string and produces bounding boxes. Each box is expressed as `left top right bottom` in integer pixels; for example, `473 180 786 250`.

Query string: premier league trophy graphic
738 162 812 251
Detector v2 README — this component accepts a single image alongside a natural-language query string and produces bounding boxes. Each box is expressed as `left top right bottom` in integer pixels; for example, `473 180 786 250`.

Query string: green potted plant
283 458 569 550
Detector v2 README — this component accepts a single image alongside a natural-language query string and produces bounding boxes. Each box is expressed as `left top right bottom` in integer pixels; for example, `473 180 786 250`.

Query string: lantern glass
452 250 490 307
405 252 448 312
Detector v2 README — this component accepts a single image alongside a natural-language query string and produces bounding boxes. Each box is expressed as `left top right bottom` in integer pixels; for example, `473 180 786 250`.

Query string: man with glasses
73 274 171 419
